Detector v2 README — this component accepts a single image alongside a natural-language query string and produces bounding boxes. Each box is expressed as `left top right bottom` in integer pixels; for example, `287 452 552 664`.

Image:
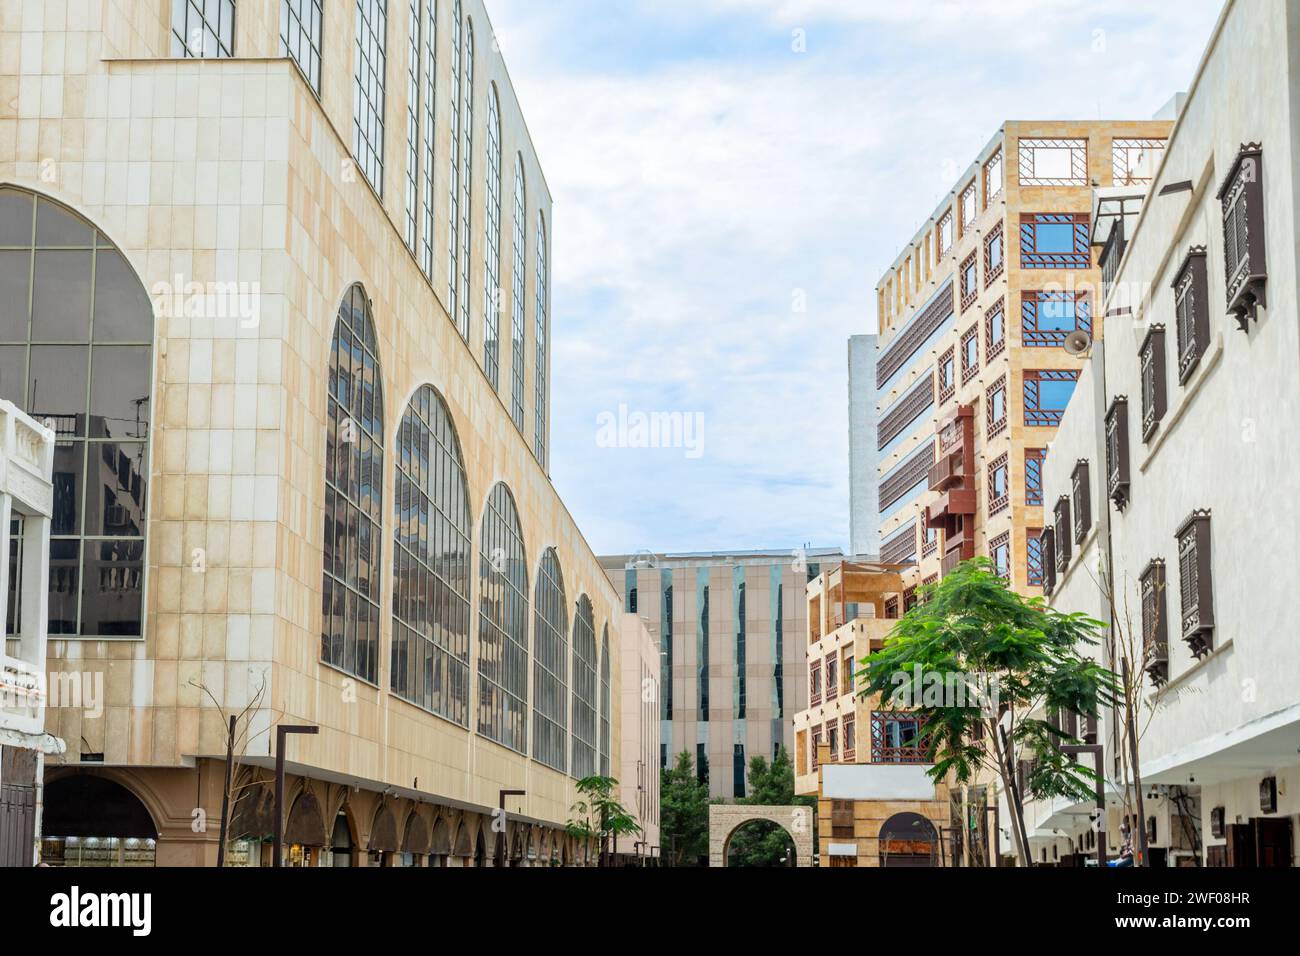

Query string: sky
486 0 1225 557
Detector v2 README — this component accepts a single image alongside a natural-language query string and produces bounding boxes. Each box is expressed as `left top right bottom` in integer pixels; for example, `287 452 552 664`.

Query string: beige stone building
612 611 658 864
792 561 951 867
602 549 832 801
1 0 628 866
866 118 1172 600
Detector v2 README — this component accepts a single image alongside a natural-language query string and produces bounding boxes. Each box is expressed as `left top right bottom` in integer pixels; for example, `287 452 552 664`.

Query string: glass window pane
0 249 31 340
31 250 93 341
80 539 144 637
52 441 85 536
0 189 35 246
35 200 94 247
0 345 25 406
1033 223 1076 254
83 442 148 537
1040 380 1077 409
89 345 152 439
48 539 80 635
93 250 153 342
28 345 89 436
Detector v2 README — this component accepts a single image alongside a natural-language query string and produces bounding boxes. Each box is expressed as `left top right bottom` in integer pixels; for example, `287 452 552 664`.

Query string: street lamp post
272 724 318 868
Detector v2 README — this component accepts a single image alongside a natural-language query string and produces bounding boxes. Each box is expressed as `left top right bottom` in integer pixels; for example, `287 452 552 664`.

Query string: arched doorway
330 811 353 867
879 812 938 868
708 805 813 867
723 819 799 867
42 774 158 866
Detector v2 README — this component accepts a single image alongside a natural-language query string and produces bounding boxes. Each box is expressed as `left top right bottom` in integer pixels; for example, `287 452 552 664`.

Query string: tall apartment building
868 117 1172 598
601 549 836 800
2 0 631 867
1031 0 1300 868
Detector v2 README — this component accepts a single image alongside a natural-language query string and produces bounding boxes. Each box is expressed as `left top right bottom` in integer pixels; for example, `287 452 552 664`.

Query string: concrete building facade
2 0 626 866
602 548 834 801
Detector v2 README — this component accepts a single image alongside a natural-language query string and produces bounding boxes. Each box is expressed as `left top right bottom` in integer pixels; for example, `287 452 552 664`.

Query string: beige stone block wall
4 0 620 829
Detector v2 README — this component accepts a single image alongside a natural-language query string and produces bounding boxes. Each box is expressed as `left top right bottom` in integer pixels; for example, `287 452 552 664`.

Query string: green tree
660 750 710 866
858 558 1117 867
725 747 814 867
566 775 640 867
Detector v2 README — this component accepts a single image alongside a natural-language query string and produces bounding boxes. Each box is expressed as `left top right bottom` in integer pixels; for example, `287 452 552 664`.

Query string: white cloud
486 0 1225 554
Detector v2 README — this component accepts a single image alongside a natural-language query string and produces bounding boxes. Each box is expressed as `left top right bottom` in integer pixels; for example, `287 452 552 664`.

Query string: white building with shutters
1037 0 1300 868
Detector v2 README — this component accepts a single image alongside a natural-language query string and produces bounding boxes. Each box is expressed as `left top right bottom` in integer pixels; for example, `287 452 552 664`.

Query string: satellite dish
1063 330 1093 356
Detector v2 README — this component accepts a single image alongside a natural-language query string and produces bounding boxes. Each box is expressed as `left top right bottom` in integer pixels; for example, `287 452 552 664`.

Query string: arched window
322 284 384 684
477 482 527 752
391 385 471 725
483 84 502 390
533 548 568 772
571 595 598 779
599 624 611 776
533 212 548 467
0 187 152 637
510 156 527 431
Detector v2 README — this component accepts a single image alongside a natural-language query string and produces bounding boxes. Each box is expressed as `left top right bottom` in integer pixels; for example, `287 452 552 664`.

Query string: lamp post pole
272 724 318 868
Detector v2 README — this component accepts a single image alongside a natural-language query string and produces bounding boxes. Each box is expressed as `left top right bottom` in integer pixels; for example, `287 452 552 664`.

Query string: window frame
1071 460 1091 544
1176 510 1215 659
1020 213 1091 269
988 453 1009 515
986 377 1007 439
1139 324 1167 441
960 325 980 384
1217 145 1267 329
960 251 979 312
1173 247 1210 384
1139 559 1168 685
983 222 1005 285
1017 138 1088 187
1022 369 1079 427
1105 396 1131 511
1021 290 1092 347
985 298 1006 361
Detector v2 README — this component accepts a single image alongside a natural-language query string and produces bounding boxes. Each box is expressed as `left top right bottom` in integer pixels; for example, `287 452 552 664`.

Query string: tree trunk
994 726 1032 867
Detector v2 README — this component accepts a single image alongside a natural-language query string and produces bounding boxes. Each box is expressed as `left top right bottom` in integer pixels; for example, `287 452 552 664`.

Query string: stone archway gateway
709 805 813 867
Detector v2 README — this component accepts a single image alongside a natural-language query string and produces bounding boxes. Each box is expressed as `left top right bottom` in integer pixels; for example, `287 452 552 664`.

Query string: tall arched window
571 595 598 779
510 156 527 431
599 624 611 776
483 84 502 390
477 482 527 752
0 188 152 637
322 284 385 684
533 212 548 467
533 548 568 772
391 385 471 725
446 4 462 329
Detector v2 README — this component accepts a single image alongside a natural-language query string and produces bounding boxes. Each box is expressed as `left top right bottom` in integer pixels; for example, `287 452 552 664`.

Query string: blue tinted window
1039 379 1077 409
